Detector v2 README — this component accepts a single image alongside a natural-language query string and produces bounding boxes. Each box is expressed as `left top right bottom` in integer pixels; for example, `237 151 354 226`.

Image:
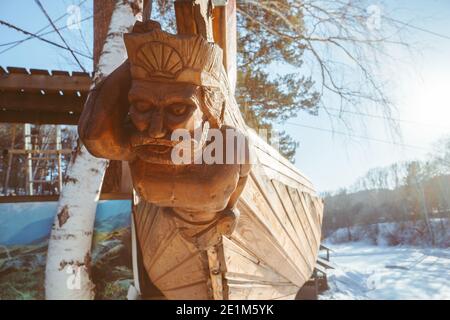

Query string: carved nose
148 109 167 139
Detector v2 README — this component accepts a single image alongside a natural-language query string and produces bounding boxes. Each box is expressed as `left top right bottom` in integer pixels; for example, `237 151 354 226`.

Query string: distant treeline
322 136 450 246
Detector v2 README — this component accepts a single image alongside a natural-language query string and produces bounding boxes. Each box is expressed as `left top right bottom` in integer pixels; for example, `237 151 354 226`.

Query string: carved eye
169 105 189 116
134 102 151 112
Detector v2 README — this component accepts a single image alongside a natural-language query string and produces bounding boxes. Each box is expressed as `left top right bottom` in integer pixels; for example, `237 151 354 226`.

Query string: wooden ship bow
79 0 323 300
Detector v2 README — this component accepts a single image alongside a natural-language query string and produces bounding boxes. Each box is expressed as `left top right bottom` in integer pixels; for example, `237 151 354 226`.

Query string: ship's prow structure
133 128 323 300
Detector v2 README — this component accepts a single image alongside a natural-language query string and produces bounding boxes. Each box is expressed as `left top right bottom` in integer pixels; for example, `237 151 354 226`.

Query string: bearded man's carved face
121 26 227 165
128 80 206 164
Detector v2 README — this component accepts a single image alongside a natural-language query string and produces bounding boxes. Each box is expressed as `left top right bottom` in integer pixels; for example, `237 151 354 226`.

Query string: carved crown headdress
124 24 224 88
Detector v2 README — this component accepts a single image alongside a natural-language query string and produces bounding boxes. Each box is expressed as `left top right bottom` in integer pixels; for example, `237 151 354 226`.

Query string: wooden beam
0 110 80 125
0 195 59 203
0 91 86 113
212 0 236 91
0 192 132 203
175 1 237 90
8 149 73 155
0 72 91 93
100 192 133 200
175 0 214 41
143 0 153 21
175 1 196 35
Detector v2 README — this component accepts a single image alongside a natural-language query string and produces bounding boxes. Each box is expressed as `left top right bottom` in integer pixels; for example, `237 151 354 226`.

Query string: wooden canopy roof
0 66 92 125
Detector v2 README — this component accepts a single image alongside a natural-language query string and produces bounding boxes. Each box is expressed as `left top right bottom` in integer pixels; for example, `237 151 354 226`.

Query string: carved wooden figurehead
79 21 250 247
78 9 324 301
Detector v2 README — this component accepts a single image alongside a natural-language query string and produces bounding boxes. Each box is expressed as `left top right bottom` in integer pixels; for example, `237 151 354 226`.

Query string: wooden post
3 124 16 195
174 0 237 90
143 0 153 21
313 269 319 298
212 0 237 92
24 123 33 195
56 125 63 193
175 0 214 42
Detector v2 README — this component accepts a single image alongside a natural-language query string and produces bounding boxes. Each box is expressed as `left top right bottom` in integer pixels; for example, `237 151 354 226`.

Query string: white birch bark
45 0 142 300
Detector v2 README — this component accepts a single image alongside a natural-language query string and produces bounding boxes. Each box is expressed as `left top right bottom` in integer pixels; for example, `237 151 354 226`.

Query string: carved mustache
130 133 180 148
130 122 210 147
129 122 211 161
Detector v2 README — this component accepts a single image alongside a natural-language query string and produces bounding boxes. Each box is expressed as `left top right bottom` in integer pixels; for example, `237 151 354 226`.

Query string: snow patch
320 243 450 300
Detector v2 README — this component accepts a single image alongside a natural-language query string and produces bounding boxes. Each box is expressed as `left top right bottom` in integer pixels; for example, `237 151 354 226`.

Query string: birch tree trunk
45 0 142 300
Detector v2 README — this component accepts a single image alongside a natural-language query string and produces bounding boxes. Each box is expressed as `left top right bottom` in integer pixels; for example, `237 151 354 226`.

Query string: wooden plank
207 246 224 300
135 203 211 300
0 72 91 92
312 195 324 225
8 149 73 155
261 180 312 268
254 147 315 192
174 0 214 41
151 252 207 287
147 230 196 280
297 190 321 248
227 282 298 300
222 237 292 286
51 70 70 76
248 168 312 273
152 253 210 295
249 130 315 192
163 281 210 300
234 196 309 285
72 71 90 77
0 91 86 113
303 192 320 228
212 0 237 90
315 263 327 275
273 293 297 300
99 192 132 200
212 5 226 48
7 67 29 74
287 186 320 251
174 0 197 35
29 69 51 76
271 180 316 266
225 272 293 286
320 244 333 252
134 200 159 245
0 195 59 203
0 110 80 125
223 237 293 288
317 257 335 270
0 192 132 203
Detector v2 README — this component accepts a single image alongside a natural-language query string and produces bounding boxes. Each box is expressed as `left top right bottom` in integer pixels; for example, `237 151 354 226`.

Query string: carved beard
129 121 210 165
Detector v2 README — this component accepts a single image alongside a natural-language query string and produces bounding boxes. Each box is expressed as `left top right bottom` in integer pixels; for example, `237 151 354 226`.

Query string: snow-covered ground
319 242 450 300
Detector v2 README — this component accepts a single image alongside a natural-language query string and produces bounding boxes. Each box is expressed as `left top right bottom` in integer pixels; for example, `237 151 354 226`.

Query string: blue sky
1 0 449 192
279 0 450 192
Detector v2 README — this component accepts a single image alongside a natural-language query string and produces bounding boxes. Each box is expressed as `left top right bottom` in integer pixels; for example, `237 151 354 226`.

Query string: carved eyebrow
128 91 148 103
161 96 198 108
128 87 199 108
